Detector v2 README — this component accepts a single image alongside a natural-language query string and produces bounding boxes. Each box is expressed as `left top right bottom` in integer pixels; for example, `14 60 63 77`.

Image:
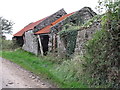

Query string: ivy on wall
59 27 78 57
57 14 101 58
82 15 102 27
82 0 120 88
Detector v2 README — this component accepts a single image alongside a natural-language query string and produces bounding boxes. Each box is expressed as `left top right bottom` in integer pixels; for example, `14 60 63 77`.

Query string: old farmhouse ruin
13 7 101 56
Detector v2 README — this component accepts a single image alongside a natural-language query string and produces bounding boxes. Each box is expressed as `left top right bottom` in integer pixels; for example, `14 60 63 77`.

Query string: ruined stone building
13 9 67 55
13 7 100 56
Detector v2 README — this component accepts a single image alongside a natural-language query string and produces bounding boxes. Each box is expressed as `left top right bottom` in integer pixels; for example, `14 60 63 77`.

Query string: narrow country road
0 57 54 89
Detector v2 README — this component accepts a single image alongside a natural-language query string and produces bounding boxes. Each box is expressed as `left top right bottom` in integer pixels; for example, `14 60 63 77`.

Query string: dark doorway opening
12 36 24 47
40 35 49 55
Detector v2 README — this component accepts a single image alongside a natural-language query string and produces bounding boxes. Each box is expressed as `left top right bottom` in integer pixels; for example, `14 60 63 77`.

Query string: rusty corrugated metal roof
35 25 51 34
14 12 74 36
13 17 47 36
51 12 75 25
35 12 74 34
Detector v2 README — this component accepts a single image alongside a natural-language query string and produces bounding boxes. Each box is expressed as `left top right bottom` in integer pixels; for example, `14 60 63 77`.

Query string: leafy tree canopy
0 17 14 37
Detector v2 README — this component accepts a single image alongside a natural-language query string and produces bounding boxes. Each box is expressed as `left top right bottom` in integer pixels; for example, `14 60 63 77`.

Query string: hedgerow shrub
81 0 120 88
0 38 18 50
51 55 87 88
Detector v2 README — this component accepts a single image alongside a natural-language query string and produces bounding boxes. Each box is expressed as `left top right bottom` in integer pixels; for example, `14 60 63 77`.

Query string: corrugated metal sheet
13 17 46 36
14 12 74 36
35 12 74 34
51 12 74 25
35 25 51 34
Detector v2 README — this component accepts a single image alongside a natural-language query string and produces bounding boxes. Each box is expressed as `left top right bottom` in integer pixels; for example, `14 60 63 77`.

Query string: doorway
40 35 49 55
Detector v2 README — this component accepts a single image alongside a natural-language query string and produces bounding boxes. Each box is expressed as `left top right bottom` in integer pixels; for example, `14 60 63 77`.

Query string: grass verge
1 49 87 88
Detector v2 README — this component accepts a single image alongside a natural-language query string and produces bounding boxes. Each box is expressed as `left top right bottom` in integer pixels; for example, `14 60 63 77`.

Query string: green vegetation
83 29 112 87
82 14 102 28
59 27 78 57
1 49 88 88
83 28 119 88
0 17 14 37
58 0 120 88
58 13 102 57
1 0 119 88
0 38 19 51
82 0 120 88
0 39 14 50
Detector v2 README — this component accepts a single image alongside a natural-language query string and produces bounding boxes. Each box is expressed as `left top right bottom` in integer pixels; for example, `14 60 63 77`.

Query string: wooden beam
37 35 44 56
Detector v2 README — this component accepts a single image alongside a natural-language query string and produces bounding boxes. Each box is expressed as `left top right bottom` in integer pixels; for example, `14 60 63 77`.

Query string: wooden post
37 35 44 56
51 33 54 51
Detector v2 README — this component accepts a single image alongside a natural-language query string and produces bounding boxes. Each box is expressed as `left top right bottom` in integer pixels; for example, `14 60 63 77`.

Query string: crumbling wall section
75 22 101 55
22 30 38 55
57 35 67 58
48 34 52 52
51 7 97 33
57 21 101 57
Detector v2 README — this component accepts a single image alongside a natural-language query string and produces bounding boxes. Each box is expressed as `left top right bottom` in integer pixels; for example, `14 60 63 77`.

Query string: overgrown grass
1 49 88 88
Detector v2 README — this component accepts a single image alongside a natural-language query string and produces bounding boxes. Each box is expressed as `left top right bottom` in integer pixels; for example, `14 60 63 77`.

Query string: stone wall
22 7 99 56
57 35 67 58
33 9 67 33
51 7 98 57
22 30 38 55
51 7 97 33
48 34 53 52
57 21 101 57
75 21 101 55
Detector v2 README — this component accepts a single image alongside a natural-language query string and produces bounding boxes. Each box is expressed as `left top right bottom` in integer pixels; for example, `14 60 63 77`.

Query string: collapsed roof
13 7 97 36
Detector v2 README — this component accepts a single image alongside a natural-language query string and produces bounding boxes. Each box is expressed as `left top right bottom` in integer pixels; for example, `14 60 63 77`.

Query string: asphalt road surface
0 57 54 89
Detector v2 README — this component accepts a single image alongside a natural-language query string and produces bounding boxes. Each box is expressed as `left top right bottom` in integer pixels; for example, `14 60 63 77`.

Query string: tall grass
1 49 88 88
0 38 15 50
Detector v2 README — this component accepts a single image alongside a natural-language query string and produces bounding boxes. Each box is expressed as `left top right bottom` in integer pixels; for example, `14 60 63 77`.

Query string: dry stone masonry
22 9 67 55
15 7 101 57
55 7 97 57
75 21 101 55
22 30 38 55
51 7 97 33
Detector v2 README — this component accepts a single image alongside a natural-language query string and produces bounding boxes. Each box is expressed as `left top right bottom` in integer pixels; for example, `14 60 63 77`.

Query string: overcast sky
0 0 99 39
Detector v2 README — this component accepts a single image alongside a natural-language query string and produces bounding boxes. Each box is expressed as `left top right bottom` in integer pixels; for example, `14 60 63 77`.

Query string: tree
0 17 14 38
